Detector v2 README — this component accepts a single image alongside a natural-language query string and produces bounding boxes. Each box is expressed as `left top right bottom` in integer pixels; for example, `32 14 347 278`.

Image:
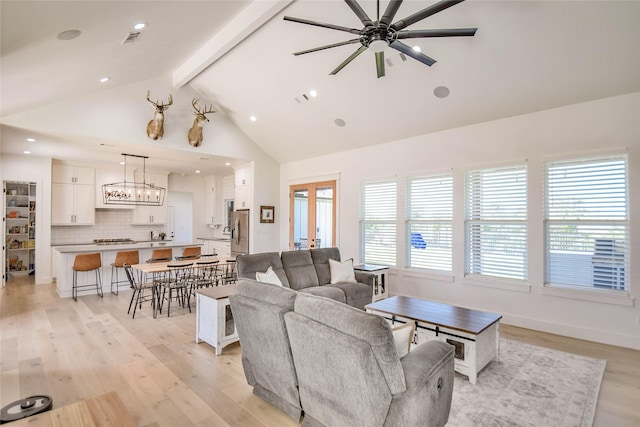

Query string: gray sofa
236 248 373 310
229 279 455 427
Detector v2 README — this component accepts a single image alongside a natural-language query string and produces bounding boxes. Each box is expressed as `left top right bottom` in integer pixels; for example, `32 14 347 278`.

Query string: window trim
543 154 630 296
405 173 453 273
359 179 397 267
464 163 529 283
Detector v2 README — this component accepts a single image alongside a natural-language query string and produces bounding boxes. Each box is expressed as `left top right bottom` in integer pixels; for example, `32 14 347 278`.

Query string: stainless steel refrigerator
230 209 249 256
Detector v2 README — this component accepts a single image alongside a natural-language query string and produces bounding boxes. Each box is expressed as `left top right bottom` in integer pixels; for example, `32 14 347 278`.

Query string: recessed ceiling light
412 45 421 53
133 22 146 30
309 89 318 97
434 86 450 99
23 151 31 154
120 161 125 165
195 170 201 174
334 118 346 127
225 162 231 166
26 138 36 142
250 116 257 122
99 77 110 83
57 29 81 41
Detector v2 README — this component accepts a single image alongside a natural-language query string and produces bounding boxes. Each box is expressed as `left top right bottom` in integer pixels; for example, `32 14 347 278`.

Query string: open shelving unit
4 181 36 280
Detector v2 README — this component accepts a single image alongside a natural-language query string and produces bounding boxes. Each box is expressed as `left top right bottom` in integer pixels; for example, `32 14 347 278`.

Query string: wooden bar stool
110 250 139 295
179 246 201 260
72 252 103 301
148 248 172 263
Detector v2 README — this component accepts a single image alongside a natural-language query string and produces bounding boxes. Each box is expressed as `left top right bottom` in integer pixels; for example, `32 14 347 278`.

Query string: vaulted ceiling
1 1 639 175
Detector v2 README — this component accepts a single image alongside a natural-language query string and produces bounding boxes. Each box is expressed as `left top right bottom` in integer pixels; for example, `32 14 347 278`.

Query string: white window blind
545 156 628 291
360 180 396 266
465 165 527 280
406 174 453 271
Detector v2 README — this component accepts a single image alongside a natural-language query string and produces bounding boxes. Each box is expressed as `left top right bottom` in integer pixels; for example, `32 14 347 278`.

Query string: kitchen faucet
223 225 231 233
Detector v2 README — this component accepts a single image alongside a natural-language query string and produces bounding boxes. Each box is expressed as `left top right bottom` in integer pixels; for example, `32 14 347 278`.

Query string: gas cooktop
93 238 135 245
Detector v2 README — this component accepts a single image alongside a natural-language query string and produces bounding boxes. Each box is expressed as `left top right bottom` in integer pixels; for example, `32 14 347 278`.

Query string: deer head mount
188 98 215 147
146 90 173 140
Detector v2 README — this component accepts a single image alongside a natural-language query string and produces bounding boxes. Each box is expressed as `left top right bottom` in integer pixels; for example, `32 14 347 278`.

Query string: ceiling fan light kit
285 0 477 78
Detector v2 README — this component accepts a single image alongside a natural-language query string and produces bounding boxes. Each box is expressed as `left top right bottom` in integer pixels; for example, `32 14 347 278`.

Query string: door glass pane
293 189 309 249
315 186 333 248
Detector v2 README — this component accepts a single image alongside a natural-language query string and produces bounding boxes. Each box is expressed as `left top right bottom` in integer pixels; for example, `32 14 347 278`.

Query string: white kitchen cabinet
131 172 168 225
233 164 252 210
52 164 94 185
205 175 216 225
132 204 168 225
52 183 95 225
95 168 135 209
51 164 95 225
222 175 234 200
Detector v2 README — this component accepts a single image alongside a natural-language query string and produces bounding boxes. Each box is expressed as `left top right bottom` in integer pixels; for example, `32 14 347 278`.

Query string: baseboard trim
501 313 640 350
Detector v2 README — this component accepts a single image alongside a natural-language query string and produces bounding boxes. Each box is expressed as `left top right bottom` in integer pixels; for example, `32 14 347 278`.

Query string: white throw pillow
391 322 415 358
329 258 357 284
255 266 283 286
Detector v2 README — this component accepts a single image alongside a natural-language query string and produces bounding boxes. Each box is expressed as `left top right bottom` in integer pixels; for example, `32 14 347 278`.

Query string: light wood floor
1 276 638 427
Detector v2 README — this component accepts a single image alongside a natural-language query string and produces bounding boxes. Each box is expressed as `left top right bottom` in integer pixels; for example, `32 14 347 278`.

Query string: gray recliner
284 292 455 427
229 278 302 421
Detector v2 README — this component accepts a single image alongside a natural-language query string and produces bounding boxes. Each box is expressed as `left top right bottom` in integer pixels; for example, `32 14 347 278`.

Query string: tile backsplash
51 209 166 245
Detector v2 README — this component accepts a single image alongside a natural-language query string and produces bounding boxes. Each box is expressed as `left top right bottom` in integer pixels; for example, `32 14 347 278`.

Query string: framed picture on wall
260 206 275 223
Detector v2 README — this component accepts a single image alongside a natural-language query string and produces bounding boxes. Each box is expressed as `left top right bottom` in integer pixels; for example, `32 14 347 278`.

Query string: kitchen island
53 241 203 298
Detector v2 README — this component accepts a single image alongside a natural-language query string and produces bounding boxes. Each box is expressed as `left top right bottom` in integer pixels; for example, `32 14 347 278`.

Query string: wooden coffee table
365 296 502 384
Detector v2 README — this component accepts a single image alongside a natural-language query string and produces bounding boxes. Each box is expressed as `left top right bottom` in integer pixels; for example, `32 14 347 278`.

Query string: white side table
195 284 238 355
354 264 389 302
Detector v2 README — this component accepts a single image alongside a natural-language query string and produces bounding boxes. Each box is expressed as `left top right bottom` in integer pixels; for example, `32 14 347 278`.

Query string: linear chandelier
102 153 166 206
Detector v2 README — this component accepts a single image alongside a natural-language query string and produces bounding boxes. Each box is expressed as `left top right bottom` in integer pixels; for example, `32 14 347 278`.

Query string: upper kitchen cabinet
205 175 217 225
234 164 253 210
95 168 135 209
52 164 94 185
131 172 168 225
51 164 95 225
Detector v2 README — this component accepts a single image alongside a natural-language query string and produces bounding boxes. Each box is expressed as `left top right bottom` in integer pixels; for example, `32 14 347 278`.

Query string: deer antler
191 98 215 116
146 90 173 109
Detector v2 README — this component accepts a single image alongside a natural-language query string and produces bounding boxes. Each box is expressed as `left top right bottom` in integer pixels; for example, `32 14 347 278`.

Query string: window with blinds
545 155 628 291
465 165 527 280
406 174 453 271
359 180 396 266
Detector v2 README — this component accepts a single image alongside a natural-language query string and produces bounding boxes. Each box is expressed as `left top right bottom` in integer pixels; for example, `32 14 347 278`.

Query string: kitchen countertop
196 236 230 242
52 241 203 253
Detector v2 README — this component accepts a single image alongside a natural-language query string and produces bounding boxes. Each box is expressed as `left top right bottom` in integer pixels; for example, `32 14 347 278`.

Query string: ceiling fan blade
392 0 465 31
293 39 362 56
344 0 374 28
376 51 385 78
284 16 361 35
395 28 477 39
330 45 368 75
390 40 436 66
380 0 404 26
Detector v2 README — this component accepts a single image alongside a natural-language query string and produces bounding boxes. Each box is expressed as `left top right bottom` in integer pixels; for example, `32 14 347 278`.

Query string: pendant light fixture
102 153 165 206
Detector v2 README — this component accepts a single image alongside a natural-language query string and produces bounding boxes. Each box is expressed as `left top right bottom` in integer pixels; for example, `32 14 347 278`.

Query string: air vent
121 31 143 44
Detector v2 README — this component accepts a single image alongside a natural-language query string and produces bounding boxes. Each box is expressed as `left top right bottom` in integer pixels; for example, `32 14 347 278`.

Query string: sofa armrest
384 341 455 427
354 271 375 288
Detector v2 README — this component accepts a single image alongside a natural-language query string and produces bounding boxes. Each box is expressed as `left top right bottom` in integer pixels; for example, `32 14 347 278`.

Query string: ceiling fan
284 0 477 78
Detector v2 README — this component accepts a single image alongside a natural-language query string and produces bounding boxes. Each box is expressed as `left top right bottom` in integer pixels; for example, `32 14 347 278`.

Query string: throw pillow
391 322 415 358
255 266 283 286
329 258 357 284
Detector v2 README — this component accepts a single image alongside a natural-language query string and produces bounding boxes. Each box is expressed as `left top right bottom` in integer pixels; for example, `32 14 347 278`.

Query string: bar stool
72 252 103 301
148 248 172 263
180 246 201 260
110 250 139 295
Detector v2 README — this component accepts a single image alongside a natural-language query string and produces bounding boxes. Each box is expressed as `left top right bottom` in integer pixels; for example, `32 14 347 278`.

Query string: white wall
280 92 640 350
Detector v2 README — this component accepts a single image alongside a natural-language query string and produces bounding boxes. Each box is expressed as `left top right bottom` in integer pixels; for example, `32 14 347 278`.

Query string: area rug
446 338 606 427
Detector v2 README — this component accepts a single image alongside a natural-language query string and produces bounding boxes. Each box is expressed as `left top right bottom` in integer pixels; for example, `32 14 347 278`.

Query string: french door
289 180 336 250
